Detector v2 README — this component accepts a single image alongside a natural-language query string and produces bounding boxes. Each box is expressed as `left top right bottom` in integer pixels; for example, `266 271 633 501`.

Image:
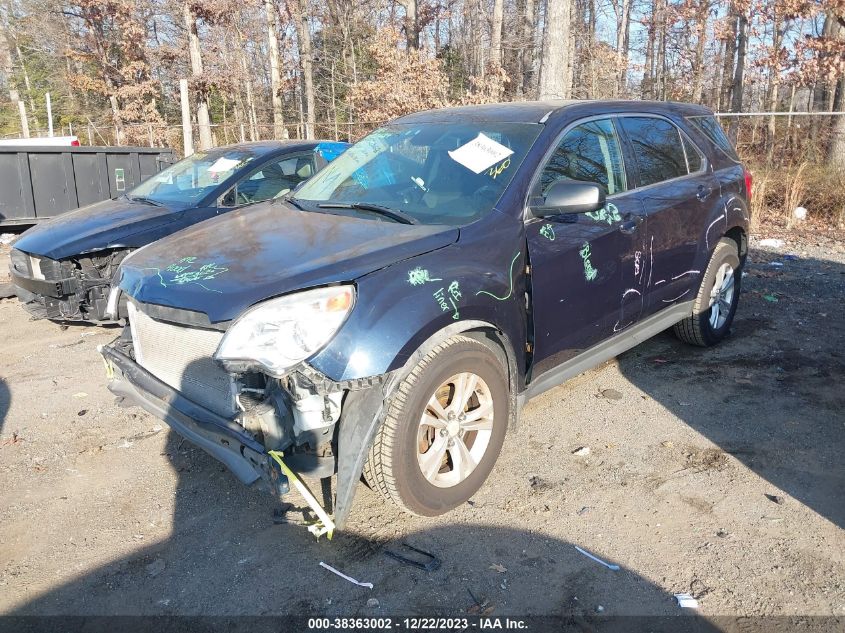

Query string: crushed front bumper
99 343 289 494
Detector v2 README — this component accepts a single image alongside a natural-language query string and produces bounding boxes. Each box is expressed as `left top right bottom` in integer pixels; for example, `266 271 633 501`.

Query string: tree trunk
539 0 573 99
183 2 212 150
295 0 316 139
642 0 656 98
828 25 845 166
265 0 287 139
612 0 631 97
397 0 419 49
727 11 747 140
491 0 504 68
691 0 709 103
720 6 737 109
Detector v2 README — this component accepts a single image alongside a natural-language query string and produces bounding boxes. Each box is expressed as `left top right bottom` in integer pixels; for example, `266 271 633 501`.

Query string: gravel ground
0 233 843 622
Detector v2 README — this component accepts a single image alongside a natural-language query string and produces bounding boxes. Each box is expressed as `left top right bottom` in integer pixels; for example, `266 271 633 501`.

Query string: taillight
744 169 752 203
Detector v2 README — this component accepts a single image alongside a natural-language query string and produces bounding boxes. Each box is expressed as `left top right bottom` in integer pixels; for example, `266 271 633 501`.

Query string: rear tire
363 335 509 516
674 237 742 347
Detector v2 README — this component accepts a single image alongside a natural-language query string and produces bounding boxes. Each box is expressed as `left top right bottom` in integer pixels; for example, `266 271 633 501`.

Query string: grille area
128 303 236 417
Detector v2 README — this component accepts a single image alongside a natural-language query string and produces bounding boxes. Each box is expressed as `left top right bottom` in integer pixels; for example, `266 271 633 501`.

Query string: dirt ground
0 231 843 623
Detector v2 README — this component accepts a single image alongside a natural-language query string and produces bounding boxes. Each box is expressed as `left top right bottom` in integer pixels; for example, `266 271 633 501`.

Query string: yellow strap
267 450 335 540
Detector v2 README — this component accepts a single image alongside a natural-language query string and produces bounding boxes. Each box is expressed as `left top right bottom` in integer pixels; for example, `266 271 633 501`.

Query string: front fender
309 227 528 386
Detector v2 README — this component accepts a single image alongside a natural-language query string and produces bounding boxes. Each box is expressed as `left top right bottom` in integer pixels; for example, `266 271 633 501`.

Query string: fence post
179 79 194 157
46 92 54 137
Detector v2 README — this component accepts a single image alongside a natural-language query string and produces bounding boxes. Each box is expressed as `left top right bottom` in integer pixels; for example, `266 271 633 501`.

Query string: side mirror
530 181 606 217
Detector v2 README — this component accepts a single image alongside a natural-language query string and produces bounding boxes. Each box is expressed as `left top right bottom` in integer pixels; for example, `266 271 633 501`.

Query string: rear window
687 115 740 161
618 116 688 187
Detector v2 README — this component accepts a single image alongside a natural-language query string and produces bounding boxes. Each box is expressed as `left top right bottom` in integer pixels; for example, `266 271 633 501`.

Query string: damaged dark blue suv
100 100 750 535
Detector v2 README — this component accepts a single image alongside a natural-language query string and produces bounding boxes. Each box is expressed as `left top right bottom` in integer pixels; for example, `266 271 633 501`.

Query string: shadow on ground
616 249 845 529
0 377 9 434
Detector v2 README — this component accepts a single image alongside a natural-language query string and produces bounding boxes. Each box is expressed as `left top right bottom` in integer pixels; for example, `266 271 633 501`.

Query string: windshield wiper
126 194 163 207
317 202 419 225
280 195 305 210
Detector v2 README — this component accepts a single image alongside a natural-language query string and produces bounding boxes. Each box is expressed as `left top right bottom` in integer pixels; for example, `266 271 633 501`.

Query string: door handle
697 185 713 201
619 215 643 234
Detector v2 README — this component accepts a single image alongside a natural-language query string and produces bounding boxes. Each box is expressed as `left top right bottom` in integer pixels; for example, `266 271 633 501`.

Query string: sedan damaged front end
10 247 129 321
99 287 393 533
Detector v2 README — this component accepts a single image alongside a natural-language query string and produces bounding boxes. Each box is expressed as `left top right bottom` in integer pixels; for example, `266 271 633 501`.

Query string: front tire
363 335 509 516
674 237 742 347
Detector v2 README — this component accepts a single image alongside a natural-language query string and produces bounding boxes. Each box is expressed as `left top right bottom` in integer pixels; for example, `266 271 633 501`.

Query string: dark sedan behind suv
9 140 347 322
100 100 750 535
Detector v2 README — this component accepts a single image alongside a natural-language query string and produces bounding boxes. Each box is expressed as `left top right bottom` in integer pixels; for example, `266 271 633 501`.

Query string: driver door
219 152 316 209
526 117 648 377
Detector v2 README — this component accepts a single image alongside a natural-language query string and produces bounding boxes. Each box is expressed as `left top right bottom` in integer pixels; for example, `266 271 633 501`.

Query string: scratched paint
585 202 622 225
540 223 556 241
579 242 599 282
408 267 442 286
476 251 521 300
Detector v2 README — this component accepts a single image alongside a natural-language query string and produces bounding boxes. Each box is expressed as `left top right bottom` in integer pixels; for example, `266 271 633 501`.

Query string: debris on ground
765 494 785 505
674 593 699 609
489 563 507 573
572 446 591 457
763 294 779 302
577 506 591 516
574 546 620 571
383 543 441 571
758 238 785 248
77 410 88 417
319 562 373 589
366 598 380 608
599 388 623 400
1 432 22 447
145 558 166 577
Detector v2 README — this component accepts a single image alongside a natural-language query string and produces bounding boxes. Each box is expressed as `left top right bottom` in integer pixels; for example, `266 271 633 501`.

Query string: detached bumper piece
100 343 288 495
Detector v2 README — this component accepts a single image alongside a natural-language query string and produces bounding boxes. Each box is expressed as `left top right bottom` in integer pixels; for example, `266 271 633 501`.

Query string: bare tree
539 0 573 99
183 1 212 149
265 0 287 139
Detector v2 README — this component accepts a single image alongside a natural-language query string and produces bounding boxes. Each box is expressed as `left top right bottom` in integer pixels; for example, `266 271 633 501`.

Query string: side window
539 118 626 196
687 115 739 161
681 133 703 172
223 153 316 207
618 117 688 187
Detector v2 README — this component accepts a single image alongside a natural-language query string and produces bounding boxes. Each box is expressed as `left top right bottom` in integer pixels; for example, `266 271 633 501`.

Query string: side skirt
523 301 694 402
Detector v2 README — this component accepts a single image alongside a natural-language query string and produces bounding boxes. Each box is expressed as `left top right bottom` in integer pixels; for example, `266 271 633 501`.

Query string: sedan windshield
293 122 542 225
129 150 257 205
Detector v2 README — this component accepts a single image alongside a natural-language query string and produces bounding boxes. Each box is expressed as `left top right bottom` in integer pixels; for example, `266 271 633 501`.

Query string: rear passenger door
618 115 718 315
526 117 647 377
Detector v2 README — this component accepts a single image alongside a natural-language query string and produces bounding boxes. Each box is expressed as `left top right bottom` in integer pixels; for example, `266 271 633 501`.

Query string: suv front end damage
10 247 129 322
99 298 392 532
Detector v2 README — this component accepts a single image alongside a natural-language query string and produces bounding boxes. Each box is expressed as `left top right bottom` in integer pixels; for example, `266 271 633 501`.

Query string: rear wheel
674 237 742 347
363 335 509 516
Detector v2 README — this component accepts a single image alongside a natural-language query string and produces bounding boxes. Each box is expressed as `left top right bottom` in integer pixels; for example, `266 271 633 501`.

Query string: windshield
293 122 542 225
130 150 257 205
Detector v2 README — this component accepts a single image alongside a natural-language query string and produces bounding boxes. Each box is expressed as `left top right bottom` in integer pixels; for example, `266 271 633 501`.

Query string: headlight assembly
214 285 355 376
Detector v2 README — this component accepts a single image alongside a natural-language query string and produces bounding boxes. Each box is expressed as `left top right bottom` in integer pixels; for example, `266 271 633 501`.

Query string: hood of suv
12 197 184 260
119 202 459 323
